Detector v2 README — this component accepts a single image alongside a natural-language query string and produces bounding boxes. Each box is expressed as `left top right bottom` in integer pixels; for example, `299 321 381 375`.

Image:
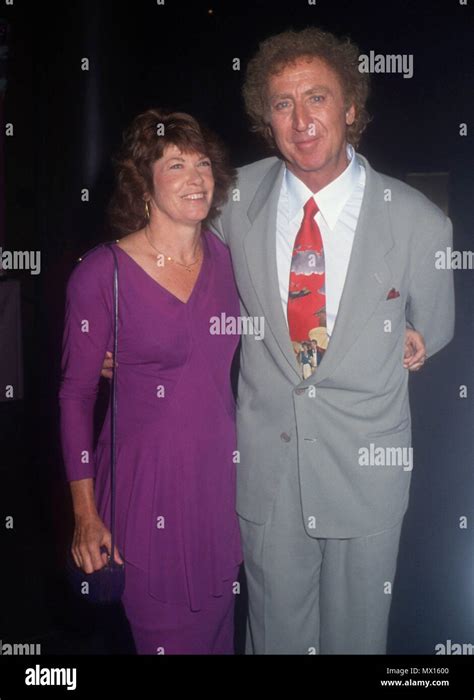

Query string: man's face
267 56 356 191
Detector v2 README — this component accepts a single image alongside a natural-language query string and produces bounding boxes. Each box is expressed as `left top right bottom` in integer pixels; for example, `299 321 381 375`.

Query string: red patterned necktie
287 197 328 379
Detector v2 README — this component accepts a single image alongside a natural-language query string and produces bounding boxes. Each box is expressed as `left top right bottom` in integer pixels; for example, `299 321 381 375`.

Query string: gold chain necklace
144 227 202 272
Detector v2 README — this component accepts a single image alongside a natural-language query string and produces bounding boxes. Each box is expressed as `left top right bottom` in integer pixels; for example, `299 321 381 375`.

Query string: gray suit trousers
239 460 403 654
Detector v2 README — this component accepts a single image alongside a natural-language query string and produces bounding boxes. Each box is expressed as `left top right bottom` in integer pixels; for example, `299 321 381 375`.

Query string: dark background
0 0 473 655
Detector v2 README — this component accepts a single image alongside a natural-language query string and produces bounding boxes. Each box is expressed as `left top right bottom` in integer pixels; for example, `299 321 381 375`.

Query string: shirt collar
285 144 360 230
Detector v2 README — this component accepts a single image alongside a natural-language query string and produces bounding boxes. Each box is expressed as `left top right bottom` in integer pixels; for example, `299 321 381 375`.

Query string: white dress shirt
276 144 366 339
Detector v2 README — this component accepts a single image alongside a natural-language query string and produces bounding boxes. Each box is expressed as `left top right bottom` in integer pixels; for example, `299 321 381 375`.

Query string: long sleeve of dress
59 246 114 482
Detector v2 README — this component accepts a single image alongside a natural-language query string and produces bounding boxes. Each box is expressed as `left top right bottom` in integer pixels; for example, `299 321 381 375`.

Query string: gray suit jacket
213 153 454 537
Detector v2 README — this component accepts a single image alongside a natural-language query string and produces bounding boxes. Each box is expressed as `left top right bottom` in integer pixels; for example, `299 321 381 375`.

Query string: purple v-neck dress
59 230 243 651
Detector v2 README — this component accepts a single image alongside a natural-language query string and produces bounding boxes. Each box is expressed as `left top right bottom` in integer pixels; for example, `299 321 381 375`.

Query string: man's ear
264 122 274 146
345 104 356 126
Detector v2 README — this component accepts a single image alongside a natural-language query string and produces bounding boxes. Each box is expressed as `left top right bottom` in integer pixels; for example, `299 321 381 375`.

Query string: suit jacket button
295 388 306 395
280 432 291 443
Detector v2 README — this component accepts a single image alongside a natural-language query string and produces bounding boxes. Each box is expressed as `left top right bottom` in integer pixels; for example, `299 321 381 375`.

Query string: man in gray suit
212 27 454 654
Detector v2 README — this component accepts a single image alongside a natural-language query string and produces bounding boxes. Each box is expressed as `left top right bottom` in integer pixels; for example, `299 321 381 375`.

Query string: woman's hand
101 350 115 380
403 328 427 372
71 512 124 574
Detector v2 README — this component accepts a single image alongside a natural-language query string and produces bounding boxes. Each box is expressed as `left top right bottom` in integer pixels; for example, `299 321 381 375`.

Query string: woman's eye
170 163 183 169
199 160 211 167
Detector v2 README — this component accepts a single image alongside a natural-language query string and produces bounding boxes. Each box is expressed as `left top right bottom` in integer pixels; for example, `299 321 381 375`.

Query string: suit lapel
243 159 301 382
242 154 395 387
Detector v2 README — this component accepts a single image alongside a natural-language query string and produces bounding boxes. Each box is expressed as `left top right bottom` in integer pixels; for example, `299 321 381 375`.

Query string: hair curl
107 109 236 236
242 27 371 149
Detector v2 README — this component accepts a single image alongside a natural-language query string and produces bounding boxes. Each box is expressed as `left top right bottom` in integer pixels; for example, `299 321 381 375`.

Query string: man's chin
289 156 327 174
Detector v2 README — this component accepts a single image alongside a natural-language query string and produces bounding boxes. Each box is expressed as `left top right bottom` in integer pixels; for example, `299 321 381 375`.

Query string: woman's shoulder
204 228 231 261
67 241 116 293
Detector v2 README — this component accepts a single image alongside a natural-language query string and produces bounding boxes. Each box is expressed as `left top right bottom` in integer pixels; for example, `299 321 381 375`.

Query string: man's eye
274 101 290 110
309 95 324 103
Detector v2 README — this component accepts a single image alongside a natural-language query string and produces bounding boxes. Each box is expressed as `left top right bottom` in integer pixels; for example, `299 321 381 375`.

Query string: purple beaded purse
66 244 125 604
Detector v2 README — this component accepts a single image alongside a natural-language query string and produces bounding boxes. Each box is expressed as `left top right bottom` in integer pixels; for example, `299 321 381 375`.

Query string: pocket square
386 288 400 300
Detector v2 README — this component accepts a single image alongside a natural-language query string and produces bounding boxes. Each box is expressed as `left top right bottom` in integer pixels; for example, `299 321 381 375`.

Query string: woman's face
148 144 215 226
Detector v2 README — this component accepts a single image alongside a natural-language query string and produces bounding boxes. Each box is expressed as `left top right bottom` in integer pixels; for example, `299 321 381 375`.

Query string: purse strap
106 242 119 564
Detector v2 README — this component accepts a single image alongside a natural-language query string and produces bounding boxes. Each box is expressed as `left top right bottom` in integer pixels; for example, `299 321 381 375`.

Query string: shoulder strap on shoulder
76 239 120 263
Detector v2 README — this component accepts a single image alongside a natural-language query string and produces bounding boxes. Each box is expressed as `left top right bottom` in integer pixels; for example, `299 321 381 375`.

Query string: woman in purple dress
59 109 243 654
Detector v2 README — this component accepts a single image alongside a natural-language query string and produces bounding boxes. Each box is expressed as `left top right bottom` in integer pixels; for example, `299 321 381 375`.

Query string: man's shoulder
236 156 282 183
363 156 448 226
383 173 445 219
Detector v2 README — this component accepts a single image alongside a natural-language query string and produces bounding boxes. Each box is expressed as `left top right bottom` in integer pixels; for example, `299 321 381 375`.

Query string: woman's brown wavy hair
107 109 236 236
242 27 371 149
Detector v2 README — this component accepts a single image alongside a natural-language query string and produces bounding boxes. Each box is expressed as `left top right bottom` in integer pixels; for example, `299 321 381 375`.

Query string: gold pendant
155 253 172 268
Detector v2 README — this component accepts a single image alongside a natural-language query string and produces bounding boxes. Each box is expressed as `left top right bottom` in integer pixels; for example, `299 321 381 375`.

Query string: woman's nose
188 168 205 183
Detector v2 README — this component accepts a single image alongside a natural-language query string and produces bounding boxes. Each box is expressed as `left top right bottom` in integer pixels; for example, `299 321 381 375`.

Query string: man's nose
292 103 310 131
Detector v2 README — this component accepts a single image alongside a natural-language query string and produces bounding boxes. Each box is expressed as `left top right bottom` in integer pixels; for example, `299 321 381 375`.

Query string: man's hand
404 328 427 371
101 351 115 380
102 332 427 378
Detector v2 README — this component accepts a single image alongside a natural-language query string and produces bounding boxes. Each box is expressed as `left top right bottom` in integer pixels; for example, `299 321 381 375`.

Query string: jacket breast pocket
369 295 407 332
375 294 406 313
